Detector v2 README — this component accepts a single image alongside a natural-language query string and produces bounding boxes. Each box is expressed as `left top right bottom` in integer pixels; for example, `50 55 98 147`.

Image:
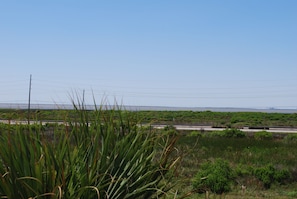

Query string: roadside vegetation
1 109 297 128
0 107 297 198
136 110 297 128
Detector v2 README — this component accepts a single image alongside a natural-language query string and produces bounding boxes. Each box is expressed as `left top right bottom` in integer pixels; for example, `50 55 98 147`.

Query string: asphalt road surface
1 120 297 134
152 125 297 134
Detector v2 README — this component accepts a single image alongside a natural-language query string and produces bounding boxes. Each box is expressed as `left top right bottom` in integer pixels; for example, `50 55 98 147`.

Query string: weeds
175 135 297 198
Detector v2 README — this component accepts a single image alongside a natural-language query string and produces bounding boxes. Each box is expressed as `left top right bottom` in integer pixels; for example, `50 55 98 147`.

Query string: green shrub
253 164 291 189
207 131 222 137
254 131 273 140
287 191 297 197
192 159 234 195
235 164 253 177
187 130 202 137
222 128 246 138
207 128 246 138
254 164 275 189
274 168 291 184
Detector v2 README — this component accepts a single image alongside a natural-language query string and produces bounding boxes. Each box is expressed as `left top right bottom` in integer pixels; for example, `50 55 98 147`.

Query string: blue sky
0 1 296 108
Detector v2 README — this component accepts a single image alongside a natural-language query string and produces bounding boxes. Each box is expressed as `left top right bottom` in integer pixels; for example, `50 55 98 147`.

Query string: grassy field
171 134 297 198
0 108 297 198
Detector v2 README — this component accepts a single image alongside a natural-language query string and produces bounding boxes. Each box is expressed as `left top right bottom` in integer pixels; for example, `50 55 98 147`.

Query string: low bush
235 164 253 177
287 191 297 197
253 164 291 189
207 128 246 138
207 131 222 137
254 131 273 140
222 128 246 138
187 130 202 137
192 159 234 196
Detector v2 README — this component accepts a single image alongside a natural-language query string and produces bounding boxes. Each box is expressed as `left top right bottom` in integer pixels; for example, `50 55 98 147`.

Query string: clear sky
1 1 296 108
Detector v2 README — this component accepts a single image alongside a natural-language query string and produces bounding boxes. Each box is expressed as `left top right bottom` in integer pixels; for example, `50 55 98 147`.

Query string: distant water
0 103 297 113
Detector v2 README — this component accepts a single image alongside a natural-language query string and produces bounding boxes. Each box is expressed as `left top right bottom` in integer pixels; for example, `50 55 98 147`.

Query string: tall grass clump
0 100 179 198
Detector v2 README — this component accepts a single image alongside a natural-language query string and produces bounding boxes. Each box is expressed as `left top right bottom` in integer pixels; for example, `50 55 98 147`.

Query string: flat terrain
1 108 297 198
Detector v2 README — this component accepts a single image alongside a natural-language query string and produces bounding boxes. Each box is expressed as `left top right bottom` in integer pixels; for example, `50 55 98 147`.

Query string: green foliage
133 111 297 128
2 109 297 128
254 131 273 140
235 164 253 177
163 125 178 135
206 128 246 138
176 135 297 197
207 131 223 137
287 191 297 197
274 168 291 184
2 108 297 198
221 128 246 138
253 164 291 189
283 134 297 143
0 103 180 198
187 130 202 137
254 164 275 189
192 159 234 195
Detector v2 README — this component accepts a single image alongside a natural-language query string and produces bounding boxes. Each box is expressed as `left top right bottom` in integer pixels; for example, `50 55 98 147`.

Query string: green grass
1 107 297 198
171 134 297 198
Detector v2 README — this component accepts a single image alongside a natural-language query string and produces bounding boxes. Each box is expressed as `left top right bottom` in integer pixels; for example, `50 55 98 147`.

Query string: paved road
0 120 65 125
1 120 297 134
152 125 297 134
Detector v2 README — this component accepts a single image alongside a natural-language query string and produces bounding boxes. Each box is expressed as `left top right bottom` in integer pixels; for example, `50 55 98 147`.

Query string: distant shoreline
0 103 296 113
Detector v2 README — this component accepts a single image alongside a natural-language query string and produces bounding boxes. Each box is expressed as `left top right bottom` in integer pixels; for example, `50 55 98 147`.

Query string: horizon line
0 103 296 113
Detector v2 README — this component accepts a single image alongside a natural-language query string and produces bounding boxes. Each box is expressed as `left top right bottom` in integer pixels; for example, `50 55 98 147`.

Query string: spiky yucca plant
0 102 179 198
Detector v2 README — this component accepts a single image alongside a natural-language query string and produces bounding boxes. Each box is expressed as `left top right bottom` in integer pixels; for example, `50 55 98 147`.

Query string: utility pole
83 89 85 106
28 74 32 125
82 89 86 110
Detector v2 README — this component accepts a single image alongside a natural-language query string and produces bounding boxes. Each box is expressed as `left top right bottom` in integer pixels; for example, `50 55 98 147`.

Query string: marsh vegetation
0 107 297 198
